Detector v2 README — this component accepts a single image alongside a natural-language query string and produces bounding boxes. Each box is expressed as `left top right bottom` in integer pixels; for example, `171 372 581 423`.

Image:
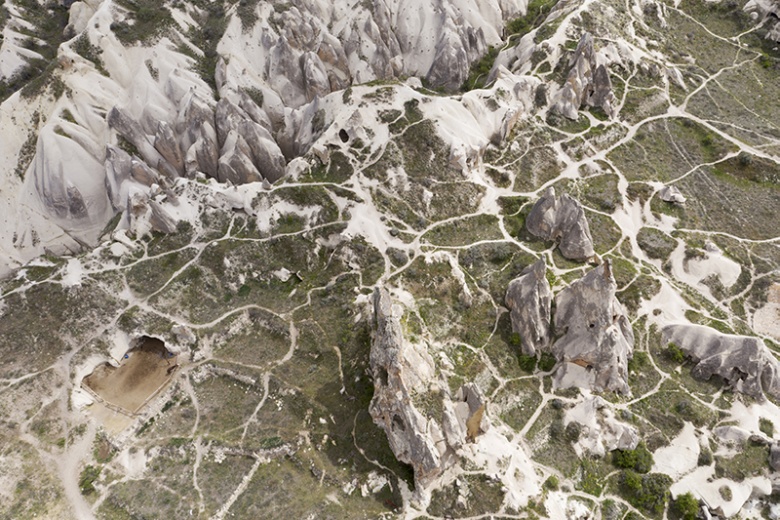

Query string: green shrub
613 443 653 473
79 465 101 495
538 352 557 372
518 353 537 373
618 470 672 517
760 417 774 437
665 343 686 364
672 492 699 520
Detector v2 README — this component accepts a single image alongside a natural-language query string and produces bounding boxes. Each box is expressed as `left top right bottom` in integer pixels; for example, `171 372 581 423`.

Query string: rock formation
659 185 686 203
553 32 617 119
526 187 596 261
369 288 491 489
369 288 446 487
505 258 553 356
662 324 780 400
565 396 639 457
552 260 634 394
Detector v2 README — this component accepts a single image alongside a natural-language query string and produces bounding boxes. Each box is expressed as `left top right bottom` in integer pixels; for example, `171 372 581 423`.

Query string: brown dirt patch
83 337 178 415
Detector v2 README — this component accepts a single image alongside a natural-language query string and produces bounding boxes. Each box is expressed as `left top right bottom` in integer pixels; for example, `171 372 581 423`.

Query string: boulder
526 187 596 261
552 260 634 394
505 258 553 356
659 185 686 203
662 324 780 400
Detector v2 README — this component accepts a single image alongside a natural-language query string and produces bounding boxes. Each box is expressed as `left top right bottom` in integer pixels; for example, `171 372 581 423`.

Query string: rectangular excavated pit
82 336 178 416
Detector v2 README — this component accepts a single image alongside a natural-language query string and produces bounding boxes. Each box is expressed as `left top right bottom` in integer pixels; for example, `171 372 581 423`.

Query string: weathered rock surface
659 185 686 203
505 258 553 356
565 396 639 457
369 288 492 489
552 261 634 394
770 442 780 472
526 187 596 261
553 33 617 119
369 288 446 487
662 324 780 400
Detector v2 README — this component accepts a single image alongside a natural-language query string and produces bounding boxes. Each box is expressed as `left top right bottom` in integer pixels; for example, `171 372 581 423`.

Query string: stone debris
552 260 634 394
565 396 639 457
526 187 596 262
662 324 780 400
505 258 553 356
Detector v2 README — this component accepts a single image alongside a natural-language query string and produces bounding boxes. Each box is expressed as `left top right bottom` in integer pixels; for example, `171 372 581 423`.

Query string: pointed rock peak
552 261 634 395
505 258 553 356
526 191 595 262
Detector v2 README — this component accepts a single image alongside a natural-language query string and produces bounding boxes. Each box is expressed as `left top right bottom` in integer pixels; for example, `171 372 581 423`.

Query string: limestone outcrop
662 324 780 400
553 33 617 119
505 258 553 356
552 261 634 394
526 187 596 261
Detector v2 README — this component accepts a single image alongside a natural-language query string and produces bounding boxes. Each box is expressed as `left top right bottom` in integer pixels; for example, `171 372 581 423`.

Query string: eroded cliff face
0 0 528 274
505 258 553 356
662 324 780 401
368 288 490 490
553 32 617 120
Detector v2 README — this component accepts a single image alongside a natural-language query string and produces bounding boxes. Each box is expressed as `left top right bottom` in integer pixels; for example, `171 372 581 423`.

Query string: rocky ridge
0 0 779 518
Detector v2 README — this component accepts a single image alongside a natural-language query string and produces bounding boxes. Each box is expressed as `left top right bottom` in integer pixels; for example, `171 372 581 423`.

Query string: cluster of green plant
618 470 672 517
111 0 175 45
671 492 699 520
71 33 108 76
665 342 686 363
176 4 228 92
538 352 557 372
14 130 37 180
612 443 653 473
760 417 775 438
79 465 102 495
506 0 557 39
462 46 498 91
235 0 261 30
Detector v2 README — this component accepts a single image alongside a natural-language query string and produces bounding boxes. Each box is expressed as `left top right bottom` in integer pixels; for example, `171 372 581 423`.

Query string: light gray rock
369 288 494 489
662 324 780 400
215 98 287 183
553 33 617 119
659 185 686 203
148 200 177 234
552 260 634 394
153 121 185 176
770 442 780 472
107 108 178 180
505 258 553 356
369 288 445 488
526 187 596 261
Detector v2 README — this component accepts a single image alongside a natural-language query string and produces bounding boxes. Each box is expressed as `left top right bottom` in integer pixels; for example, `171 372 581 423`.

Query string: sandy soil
83 337 178 415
